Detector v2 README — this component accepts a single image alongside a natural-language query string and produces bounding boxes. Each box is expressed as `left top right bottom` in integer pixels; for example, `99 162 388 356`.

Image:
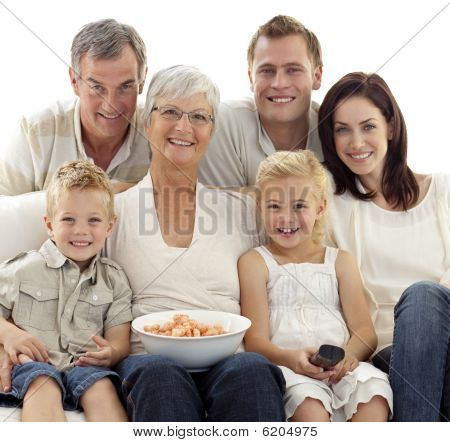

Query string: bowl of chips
132 310 251 371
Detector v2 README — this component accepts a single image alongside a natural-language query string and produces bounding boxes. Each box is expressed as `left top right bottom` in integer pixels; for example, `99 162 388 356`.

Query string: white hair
142 65 220 129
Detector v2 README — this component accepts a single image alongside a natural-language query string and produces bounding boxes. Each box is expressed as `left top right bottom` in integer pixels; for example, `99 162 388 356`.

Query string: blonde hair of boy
46 160 115 220
256 150 328 244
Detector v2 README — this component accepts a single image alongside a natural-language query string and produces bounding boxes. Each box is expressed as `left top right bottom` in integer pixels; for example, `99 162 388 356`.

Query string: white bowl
132 310 251 371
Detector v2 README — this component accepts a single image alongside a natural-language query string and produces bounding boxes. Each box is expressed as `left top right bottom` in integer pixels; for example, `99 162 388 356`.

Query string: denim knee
395 281 449 319
220 352 283 380
119 354 190 389
203 352 286 421
117 355 203 421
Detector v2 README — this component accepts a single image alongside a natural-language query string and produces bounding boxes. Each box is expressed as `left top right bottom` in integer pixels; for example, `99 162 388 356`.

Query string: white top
0 99 151 195
254 245 393 421
198 97 323 187
327 173 450 352
254 245 349 349
106 172 260 354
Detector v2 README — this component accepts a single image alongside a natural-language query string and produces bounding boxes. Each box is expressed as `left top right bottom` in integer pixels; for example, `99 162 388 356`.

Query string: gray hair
71 18 147 82
142 65 220 129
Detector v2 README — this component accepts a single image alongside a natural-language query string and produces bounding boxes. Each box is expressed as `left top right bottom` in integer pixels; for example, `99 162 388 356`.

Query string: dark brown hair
318 72 419 210
247 15 322 70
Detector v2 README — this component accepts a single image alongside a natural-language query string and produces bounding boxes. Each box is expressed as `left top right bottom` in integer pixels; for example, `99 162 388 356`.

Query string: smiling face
69 44 143 143
260 176 326 250
146 93 214 170
333 96 393 182
45 189 116 272
249 34 322 129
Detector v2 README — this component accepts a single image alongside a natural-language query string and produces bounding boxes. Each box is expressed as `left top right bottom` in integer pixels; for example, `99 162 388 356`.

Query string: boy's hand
75 335 117 368
328 351 359 384
0 346 13 392
3 328 49 364
289 347 335 381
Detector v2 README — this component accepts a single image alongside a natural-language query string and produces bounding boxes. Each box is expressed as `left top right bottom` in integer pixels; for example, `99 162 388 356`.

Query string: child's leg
291 397 330 422
350 395 390 422
22 375 66 422
80 377 128 422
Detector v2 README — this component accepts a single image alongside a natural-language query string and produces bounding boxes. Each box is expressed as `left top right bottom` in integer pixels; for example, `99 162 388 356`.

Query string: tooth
351 153 370 159
272 97 292 103
170 138 192 146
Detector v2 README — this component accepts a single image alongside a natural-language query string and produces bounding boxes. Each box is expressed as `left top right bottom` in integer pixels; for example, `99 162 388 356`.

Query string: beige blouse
106 172 260 354
327 174 450 352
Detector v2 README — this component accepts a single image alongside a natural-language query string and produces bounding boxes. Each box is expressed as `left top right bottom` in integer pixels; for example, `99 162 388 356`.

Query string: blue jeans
0 361 120 410
115 352 286 421
390 281 450 421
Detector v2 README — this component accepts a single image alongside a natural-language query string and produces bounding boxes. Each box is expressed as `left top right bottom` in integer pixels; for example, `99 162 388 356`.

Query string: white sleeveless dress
254 245 393 421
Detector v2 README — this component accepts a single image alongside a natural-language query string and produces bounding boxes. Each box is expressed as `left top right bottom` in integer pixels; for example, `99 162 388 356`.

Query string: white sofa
0 192 85 421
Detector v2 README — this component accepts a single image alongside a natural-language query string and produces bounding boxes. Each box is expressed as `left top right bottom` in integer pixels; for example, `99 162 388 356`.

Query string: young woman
318 72 450 421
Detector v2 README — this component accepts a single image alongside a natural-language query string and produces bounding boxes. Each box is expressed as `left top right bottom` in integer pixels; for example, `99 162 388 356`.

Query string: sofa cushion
0 192 48 263
0 406 85 422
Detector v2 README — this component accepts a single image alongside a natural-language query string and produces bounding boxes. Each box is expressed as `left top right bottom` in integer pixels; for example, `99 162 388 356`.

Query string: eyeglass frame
151 105 215 126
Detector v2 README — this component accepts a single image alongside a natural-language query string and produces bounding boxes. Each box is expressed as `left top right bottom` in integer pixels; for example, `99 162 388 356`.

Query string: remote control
310 344 345 369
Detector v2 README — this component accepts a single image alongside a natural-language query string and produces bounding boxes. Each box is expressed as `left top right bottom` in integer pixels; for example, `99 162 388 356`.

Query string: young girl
238 150 392 421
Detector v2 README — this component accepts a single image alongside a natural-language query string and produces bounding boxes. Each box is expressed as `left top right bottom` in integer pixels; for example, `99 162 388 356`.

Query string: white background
0 0 448 173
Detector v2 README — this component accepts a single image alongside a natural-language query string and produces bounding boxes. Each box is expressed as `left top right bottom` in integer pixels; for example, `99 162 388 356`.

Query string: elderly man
199 15 323 188
0 19 149 195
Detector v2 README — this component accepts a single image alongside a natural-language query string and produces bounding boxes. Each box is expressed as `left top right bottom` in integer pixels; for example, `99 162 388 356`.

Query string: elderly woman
106 65 285 421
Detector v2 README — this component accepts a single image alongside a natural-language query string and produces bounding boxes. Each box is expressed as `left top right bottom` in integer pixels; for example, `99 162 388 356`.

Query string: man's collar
257 100 322 160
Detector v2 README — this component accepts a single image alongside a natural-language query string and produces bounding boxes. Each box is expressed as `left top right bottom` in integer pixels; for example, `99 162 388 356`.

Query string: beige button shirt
0 239 133 369
199 97 323 187
0 99 151 195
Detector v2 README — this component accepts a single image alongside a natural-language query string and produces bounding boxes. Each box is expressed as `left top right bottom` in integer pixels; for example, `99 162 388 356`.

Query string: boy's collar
39 239 100 281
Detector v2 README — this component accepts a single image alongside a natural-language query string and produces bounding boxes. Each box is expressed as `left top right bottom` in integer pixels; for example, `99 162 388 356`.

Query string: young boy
0 160 132 421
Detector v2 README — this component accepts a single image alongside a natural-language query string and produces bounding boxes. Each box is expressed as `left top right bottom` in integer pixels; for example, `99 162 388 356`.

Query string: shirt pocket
14 283 59 331
75 288 113 331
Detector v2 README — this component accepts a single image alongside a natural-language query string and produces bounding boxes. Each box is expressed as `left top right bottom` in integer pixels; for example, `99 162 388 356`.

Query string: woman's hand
75 335 119 368
288 347 335 381
112 181 137 194
328 351 359 384
3 327 48 365
0 346 13 392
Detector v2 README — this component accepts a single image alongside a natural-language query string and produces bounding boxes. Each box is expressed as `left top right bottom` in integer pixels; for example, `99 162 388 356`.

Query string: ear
105 215 117 238
312 65 323 91
44 215 55 238
138 66 148 94
248 68 254 92
316 198 327 218
387 119 394 141
69 67 80 96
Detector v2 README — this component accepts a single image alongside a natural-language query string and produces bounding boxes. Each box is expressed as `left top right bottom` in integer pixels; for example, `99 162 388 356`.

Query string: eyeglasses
151 106 214 126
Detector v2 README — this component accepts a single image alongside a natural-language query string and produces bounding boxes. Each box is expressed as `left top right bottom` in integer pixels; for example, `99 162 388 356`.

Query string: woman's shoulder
415 173 450 209
114 174 150 209
431 173 450 211
201 184 255 203
199 184 257 215
430 173 450 192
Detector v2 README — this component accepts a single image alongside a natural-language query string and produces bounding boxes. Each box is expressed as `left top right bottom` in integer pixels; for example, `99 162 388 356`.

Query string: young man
0 19 149 196
199 15 323 188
